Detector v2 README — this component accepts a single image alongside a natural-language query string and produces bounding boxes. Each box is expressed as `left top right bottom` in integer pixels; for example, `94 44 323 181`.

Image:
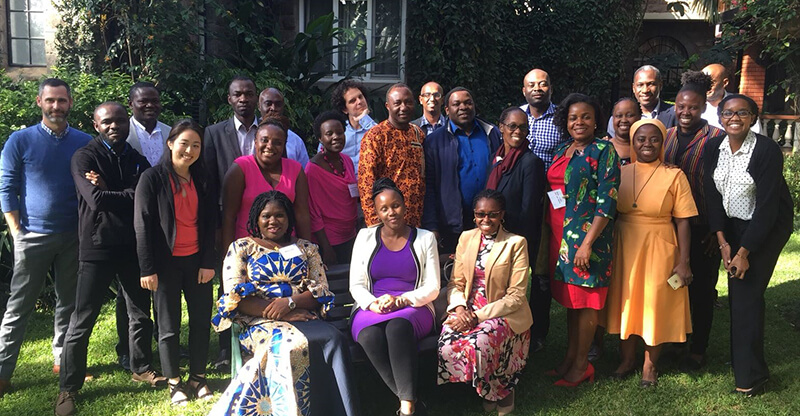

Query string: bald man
258 87 310 167
56 102 163 416
411 81 446 136
520 69 565 169
701 63 762 134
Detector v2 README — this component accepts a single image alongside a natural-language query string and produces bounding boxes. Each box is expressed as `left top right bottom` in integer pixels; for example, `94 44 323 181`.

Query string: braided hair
246 191 295 240
371 177 404 202
473 188 506 211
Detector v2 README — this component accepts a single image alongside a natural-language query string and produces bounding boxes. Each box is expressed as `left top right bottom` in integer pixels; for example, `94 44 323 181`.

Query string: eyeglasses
500 123 529 133
474 211 502 219
720 109 754 119
421 92 442 99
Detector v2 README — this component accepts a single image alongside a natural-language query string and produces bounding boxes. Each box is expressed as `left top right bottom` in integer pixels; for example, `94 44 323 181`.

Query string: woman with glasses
438 189 532 416
484 107 546 277
546 93 620 386
704 94 792 397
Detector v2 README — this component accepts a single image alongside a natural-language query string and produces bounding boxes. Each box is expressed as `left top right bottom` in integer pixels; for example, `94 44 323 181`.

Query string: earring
501 218 506 224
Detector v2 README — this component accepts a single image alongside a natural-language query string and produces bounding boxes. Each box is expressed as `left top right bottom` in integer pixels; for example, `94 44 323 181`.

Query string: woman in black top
134 119 217 405
485 106 546 262
704 94 793 397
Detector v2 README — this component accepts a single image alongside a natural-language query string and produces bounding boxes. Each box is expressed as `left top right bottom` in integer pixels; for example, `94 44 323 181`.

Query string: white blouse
713 132 757 220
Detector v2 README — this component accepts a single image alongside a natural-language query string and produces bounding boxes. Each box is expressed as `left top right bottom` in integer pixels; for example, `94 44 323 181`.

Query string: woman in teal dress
545 93 620 386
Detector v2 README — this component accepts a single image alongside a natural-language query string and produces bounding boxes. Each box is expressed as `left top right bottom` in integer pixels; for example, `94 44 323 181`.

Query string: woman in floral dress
439 189 532 416
546 93 620 387
211 191 360 416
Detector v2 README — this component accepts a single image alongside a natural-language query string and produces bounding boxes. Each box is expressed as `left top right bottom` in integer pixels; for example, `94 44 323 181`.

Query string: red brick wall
739 45 766 110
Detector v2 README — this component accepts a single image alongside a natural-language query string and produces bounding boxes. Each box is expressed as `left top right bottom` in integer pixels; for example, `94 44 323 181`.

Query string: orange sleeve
358 128 381 226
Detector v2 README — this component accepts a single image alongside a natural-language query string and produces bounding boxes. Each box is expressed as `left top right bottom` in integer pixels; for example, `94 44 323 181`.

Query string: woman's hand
729 253 750 280
673 261 693 287
720 243 732 271
262 297 291 320
283 309 317 322
197 268 215 284
574 242 592 271
140 274 158 291
392 296 410 310
446 306 477 333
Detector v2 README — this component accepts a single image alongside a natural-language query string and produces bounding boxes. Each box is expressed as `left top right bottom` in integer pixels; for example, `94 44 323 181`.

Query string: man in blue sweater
0 79 91 397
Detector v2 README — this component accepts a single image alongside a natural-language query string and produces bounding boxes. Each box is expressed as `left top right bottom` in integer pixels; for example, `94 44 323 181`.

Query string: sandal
188 374 214 400
169 380 190 406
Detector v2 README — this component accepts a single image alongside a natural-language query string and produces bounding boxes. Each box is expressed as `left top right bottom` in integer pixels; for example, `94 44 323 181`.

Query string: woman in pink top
221 118 312 255
306 111 359 265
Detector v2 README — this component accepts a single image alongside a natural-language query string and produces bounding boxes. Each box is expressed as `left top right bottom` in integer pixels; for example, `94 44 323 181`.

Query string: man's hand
85 170 107 190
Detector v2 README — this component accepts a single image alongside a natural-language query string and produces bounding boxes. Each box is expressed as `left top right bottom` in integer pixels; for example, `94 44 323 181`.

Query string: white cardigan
349 226 441 314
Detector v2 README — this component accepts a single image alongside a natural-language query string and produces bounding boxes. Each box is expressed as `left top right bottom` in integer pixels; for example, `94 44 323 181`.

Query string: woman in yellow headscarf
603 119 697 387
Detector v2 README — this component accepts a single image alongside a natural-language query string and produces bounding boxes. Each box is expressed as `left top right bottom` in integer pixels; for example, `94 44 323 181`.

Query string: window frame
298 0 406 83
6 0 47 67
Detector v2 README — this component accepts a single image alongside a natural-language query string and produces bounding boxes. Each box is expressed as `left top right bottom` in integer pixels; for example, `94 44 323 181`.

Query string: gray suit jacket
126 118 171 157
203 118 240 213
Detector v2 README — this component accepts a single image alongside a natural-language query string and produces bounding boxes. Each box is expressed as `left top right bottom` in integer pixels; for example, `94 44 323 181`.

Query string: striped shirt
663 122 724 223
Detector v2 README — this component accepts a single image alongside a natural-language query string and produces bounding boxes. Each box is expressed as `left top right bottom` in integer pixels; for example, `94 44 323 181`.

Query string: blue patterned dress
210 237 334 416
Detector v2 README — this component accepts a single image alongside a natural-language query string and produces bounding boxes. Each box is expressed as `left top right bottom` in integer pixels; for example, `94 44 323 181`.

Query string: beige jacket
447 227 533 334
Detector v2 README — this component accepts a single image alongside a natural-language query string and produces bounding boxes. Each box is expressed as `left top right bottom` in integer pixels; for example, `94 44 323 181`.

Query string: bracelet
719 243 729 250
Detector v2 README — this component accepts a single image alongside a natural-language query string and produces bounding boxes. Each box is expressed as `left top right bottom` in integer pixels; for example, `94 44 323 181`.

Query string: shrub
783 152 800 225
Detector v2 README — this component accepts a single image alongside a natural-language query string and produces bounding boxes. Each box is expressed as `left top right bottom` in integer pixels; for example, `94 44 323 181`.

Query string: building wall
0 1 60 79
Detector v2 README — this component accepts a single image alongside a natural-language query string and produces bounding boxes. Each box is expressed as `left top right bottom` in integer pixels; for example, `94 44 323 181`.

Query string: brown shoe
0 379 10 397
132 369 167 387
54 391 77 416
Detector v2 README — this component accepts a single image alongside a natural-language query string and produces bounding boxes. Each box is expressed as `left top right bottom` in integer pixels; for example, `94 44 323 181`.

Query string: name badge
348 183 359 198
279 244 303 259
547 189 566 209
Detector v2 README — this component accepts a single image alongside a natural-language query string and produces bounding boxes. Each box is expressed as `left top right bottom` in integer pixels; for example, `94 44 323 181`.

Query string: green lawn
2 235 800 416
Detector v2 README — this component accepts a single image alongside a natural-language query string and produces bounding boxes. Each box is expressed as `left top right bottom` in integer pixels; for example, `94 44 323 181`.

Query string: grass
2 235 800 416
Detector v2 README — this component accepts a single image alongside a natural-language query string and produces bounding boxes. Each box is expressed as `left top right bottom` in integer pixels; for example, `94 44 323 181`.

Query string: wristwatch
287 296 296 311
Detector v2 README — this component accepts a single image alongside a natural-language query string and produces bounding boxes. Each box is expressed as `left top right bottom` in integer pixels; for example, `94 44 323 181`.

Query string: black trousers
332 237 356 265
153 253 213 378
725 218 789 388
687 224 722 356
115 286 159 358
529 273 552 342
60 256 154 391
293 320 360 416
357 318 418 401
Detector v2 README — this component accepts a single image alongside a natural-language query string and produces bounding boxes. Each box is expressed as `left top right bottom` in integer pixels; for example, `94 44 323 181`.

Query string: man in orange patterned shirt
358 83 426 227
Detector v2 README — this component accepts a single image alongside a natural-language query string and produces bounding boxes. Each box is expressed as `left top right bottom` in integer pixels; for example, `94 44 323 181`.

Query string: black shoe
118 354 131 372
54 391 77 416
679 355 705 372
732 378 768 397
179 347 190 360
213 349 231 373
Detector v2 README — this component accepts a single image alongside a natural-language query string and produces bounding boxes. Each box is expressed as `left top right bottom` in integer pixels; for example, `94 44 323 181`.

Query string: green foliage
0 68 187 147
405 0 646 121
783 152 800 219
54 0 205 113
720 0 800 113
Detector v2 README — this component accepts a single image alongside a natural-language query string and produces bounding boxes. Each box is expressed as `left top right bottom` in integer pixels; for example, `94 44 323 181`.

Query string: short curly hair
313 110 347 141
246 191 295 240
331 79 369 114
552 93 603 137
718 94 760 127
679 70 713 98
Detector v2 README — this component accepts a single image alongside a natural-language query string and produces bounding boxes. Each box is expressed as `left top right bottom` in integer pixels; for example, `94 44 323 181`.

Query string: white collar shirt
131 117 164 166
713 131 757 220
234 116 258 156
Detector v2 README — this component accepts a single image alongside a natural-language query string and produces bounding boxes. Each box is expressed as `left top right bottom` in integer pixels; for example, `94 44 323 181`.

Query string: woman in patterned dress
439 189 532 416
546 93 620 386
211 191 360 416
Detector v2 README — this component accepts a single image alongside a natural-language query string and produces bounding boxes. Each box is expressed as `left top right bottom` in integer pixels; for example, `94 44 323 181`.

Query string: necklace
322 151 345 177
632 161 662 208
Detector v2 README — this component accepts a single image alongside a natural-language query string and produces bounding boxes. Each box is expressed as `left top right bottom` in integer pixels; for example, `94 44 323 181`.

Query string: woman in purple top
349 178 440 416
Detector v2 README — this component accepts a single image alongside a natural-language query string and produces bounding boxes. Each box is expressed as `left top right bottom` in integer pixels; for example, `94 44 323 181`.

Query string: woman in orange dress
603 119 697 387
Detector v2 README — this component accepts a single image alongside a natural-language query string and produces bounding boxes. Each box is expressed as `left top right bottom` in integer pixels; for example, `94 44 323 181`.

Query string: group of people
0 59 791 416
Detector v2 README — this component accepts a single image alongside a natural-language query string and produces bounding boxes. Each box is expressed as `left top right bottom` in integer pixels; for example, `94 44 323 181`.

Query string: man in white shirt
258 87 310 167
126 82 171 166
702 63 762 134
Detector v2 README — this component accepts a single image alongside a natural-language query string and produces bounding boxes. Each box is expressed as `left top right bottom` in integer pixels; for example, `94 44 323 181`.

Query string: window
300 0 406 81
7 0 46 66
